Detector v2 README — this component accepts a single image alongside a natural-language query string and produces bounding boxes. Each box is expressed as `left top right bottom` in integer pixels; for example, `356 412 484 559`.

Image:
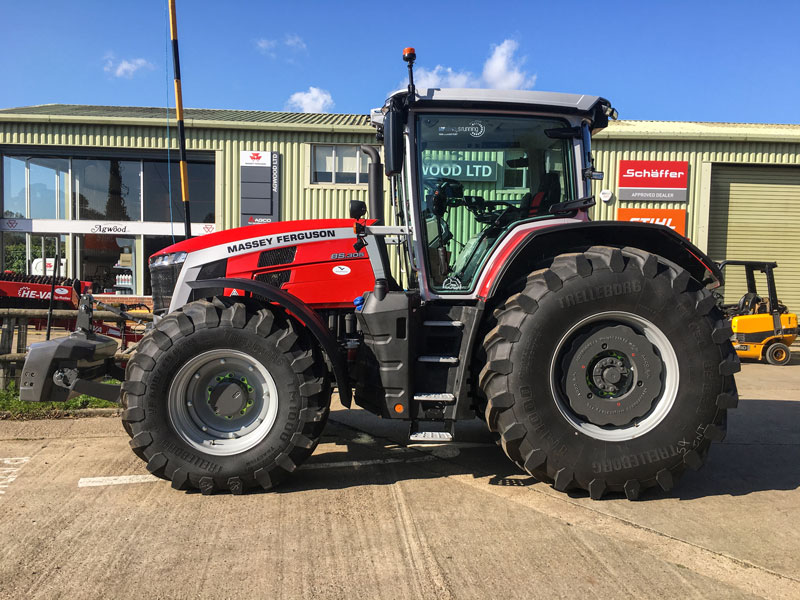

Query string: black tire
120 298 331 495
765 342 791 366
478 246 739 500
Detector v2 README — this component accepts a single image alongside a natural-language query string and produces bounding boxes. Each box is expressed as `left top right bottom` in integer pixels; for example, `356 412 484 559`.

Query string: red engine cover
155 219 376 309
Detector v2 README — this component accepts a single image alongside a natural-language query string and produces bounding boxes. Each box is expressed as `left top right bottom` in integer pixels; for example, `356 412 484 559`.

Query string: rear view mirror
383 110 404 177
349 200 367 219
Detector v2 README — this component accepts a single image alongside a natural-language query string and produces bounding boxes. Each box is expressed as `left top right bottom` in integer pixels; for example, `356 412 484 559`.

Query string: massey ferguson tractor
19 49 739 499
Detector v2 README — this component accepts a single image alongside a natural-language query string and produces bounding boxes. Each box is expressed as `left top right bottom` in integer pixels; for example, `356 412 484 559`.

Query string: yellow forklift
719 260 797 365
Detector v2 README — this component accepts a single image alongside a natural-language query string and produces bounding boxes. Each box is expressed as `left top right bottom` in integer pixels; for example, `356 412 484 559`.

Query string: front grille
150 264 182 313
258 246 297 268
254 270 291 288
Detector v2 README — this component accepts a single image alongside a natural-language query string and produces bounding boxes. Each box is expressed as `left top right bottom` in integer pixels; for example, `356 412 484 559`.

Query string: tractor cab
370 78 615 299
718 260 797 365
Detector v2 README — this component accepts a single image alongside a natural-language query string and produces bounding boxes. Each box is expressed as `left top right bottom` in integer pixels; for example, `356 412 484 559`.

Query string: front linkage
20 295 133 404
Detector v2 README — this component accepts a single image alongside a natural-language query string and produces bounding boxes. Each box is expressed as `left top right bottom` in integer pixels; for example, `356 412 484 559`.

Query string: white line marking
77 455 439 487
0 457 31 495
78 474 160 488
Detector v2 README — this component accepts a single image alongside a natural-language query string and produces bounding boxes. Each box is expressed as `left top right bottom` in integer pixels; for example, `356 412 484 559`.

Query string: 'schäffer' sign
617 208 687 237
618 160 688 202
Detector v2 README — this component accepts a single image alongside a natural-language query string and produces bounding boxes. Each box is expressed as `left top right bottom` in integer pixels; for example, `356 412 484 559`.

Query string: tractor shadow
273 416 525 495
259 396 800 500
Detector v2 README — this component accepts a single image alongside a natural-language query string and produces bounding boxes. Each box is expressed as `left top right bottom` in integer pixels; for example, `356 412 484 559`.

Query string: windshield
415 113 575 292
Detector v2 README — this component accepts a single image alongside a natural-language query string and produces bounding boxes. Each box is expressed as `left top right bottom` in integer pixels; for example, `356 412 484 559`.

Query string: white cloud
400 39 536 91
284 34 306 50
286 86 334 113
256 38 277 56
256 34 306 58
414 65 480 89
482 40 536 90
103 53 153 79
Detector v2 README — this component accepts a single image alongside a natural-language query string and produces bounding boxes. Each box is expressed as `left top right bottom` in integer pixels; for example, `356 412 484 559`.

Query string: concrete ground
0 360 798 599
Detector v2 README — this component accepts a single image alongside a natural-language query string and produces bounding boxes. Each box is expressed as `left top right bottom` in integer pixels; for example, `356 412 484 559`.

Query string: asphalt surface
0 360 798 599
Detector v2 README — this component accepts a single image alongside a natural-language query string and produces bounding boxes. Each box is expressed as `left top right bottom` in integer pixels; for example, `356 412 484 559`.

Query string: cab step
409 420 455 442
413 393 456 403
423 320 464 328
409 430 453 442
417 355 459 364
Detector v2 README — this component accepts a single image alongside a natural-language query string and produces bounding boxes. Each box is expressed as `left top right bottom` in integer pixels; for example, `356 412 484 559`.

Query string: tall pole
168 0 192 239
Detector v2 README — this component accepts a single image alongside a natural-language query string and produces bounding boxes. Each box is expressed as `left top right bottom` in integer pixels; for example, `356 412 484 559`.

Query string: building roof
0 104 372 133
1 104 798 142
595 119 800 143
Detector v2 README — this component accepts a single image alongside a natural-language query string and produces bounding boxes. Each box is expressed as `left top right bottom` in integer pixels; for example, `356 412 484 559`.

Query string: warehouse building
1 105 799 309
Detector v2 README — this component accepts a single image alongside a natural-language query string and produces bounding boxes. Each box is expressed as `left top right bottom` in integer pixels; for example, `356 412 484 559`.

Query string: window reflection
2 156 27 218
143 161 215 223
29 158 69 219
73 159 141 221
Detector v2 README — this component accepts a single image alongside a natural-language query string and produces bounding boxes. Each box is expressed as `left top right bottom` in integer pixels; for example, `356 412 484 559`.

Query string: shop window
2 156 26 218
75 233 137 294
29 234 68 275
1 232 26 273
311 145 372 184
73 159 141 221
29 158 69 219
143 161 215 223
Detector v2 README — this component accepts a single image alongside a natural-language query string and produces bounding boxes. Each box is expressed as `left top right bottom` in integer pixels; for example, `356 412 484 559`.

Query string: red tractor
20 51 738 499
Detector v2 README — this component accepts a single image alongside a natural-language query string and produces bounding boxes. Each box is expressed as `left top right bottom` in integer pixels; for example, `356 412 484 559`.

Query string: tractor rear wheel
120 298 330 494
479 246 739 499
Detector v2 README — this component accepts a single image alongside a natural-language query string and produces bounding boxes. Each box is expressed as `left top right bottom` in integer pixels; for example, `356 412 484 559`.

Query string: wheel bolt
637 381 643 387
587 393 593 399
201 426 208 432
194 374 200 380
187 401 193 407
602 343 608 350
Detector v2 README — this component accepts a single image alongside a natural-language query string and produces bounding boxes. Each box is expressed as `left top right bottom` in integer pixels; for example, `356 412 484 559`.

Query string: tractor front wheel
479 246 739 499
120 298 330 494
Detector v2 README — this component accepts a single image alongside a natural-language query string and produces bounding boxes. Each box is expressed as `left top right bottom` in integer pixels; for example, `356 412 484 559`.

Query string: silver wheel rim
168 349 279 456
549 311 679 442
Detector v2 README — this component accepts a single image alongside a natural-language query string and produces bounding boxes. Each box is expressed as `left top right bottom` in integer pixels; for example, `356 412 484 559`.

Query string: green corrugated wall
590 137 800 252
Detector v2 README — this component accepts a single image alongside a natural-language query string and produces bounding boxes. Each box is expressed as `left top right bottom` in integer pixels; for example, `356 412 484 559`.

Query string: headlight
150 251 188 266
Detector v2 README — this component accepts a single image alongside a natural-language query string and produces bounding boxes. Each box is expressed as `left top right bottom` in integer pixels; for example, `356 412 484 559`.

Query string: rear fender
188 277 352 406
483 221 723 302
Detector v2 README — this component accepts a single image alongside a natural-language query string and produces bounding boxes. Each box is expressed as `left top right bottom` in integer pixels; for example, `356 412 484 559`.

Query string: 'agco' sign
421 160 497 182
618 160 688 202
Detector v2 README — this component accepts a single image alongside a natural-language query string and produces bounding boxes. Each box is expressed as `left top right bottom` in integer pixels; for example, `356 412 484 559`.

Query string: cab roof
371 88 614 129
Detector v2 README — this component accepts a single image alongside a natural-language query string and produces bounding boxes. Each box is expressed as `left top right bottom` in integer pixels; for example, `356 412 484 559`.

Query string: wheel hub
168 349 279 456
563 324 663 427
207 373 254 419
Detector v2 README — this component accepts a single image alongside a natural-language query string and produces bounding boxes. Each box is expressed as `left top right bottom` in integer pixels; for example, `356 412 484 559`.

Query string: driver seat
520 173 561 217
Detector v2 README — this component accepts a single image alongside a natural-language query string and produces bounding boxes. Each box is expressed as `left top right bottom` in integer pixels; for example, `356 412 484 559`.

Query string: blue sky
1 0 797 123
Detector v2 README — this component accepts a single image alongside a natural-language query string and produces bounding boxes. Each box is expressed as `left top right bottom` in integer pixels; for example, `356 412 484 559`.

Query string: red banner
619 160 688 189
